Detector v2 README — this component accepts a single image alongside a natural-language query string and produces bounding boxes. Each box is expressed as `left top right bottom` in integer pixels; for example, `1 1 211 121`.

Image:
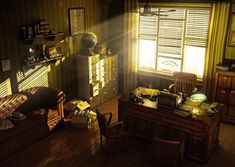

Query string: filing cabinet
77 54 118 108
213 70 235 123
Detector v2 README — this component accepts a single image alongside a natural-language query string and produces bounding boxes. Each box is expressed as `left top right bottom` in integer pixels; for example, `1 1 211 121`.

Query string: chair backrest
96 110 107 136
172 72 197 97
152 136 184 166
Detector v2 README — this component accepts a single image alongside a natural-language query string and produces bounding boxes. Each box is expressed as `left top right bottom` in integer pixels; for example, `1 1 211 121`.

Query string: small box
71 116 88 128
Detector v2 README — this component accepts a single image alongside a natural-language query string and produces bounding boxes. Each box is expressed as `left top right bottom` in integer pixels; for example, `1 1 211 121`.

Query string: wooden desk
118 96 220 162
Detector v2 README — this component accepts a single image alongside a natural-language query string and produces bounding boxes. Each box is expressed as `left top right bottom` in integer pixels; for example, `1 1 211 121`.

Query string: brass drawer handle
222 77 228 80
221 90 226 94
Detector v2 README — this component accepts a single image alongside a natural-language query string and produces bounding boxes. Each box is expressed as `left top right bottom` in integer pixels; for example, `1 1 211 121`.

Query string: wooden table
118 96 220 162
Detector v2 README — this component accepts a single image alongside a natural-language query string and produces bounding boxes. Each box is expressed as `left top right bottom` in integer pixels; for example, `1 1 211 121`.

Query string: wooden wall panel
0 0 103 99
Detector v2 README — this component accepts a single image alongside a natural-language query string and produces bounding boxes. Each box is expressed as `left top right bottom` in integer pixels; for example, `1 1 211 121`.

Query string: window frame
137 3 211 80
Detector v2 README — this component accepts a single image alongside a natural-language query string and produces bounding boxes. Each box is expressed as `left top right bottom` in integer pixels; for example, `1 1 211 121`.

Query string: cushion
0 119 14 130
16 86 62 112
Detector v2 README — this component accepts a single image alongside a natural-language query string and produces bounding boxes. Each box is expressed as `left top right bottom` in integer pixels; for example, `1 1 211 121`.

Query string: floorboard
1 97 235 167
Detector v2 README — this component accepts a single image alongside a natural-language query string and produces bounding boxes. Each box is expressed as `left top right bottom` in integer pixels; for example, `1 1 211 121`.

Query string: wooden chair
96 109 127 151
169 72 197 97
152 135 185 167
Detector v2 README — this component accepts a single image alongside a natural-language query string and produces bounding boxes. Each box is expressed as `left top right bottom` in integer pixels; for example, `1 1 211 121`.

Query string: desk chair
169 72 197 97
96 109 127 151
152 135 185 167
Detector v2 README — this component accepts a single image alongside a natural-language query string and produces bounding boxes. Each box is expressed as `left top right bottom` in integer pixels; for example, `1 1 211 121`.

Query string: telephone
129 93 144 103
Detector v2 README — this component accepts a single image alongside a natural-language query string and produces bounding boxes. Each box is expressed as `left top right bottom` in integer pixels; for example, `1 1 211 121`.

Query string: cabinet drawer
101 90 111 103
90 95 101 108
232 77 235 89
217 75 231 89
110 55 118 65
220 103 228 117
229 91 235 105
215 89 229 102
111 65 118 73
110 86 118 97
188 135 206 159
90 54 100 63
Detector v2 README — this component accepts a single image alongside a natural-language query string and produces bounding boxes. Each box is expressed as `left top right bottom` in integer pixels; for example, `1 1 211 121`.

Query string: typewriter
158 91 183 109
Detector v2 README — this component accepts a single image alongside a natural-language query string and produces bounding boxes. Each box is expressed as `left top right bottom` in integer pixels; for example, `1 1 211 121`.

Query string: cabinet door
215 88 229 102
232 77 235 90
228 105 235 118
188 135 206 161
230 91 235 105
220 103 228 117
228 91 235 118
217 75 231 89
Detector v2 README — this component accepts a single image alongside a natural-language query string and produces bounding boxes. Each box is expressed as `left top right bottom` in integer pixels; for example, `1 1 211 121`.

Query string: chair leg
100 132 102 151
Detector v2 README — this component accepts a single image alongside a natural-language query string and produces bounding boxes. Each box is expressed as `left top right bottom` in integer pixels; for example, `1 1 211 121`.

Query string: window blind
139 15 158 40
185 9 210 47
158 9 185 58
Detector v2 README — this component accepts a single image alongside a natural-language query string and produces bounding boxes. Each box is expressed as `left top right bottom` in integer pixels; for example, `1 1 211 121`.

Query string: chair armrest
193 87 198 93
107 121 124 137
109 121 123 129
168 84 175 93
103 112 112 125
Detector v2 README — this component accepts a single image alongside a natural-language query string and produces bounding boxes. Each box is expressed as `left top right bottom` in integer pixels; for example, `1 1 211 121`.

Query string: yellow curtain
203 0 230 100
123 0 139 95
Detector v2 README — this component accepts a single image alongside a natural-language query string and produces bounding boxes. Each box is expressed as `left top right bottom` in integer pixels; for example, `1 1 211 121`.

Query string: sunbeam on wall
17 66 51 91
0 78 12 97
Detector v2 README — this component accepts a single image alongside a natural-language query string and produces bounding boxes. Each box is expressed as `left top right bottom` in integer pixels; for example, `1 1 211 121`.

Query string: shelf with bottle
18 20 65 41
24 54 64 67
23 40 65 68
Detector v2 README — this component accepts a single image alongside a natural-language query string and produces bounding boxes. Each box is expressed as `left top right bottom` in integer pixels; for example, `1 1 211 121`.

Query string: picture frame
228 13 235 46
1 59 11 72
68 7 85 35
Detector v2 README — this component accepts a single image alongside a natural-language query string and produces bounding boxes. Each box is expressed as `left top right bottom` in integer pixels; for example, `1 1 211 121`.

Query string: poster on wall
68 8 85 35
228 13 235 46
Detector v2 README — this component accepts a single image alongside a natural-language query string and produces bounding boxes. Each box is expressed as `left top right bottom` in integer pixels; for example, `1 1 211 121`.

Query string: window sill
137 69 174 80
137 69 203 86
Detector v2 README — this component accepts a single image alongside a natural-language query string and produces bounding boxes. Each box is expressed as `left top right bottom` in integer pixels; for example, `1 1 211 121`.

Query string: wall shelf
24 32 65 41
24 55 63 68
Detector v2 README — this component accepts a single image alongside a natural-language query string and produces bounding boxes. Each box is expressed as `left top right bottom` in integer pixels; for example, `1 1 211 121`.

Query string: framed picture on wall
1 59 11 72
228 13 235 46
68 7 85 35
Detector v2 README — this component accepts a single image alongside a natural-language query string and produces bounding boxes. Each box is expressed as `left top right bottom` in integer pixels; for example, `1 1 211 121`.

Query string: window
138 7 210 78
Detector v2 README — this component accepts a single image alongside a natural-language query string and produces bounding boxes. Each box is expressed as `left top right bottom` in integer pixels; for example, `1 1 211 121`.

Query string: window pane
138 39 157 69
157 57 181 72
183 45 205 78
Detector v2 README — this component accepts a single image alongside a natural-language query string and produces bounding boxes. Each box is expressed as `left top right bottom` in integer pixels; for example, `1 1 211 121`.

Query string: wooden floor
1 97 235 167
